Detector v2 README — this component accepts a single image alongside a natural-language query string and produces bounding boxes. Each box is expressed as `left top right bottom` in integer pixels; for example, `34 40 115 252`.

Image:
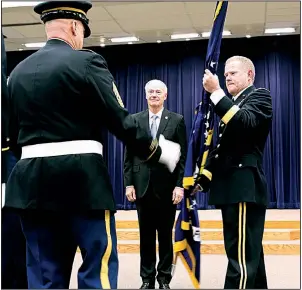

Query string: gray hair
145 79 167 93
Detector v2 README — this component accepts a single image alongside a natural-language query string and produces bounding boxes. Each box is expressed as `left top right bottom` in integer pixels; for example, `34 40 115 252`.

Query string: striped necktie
150 115 158 139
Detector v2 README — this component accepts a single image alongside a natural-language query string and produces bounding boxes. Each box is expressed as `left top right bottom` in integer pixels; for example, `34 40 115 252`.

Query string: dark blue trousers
1 209 28 289
20 210 118 289
2 152 28 289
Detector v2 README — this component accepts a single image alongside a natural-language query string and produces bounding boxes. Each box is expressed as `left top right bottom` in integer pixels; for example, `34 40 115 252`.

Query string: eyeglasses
147 89 164 95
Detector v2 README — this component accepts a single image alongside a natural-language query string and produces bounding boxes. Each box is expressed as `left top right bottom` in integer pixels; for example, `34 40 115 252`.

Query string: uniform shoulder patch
113 82 124 108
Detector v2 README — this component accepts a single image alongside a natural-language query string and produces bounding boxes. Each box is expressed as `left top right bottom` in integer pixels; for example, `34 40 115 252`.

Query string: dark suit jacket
197 85 272 206
124 108 187 202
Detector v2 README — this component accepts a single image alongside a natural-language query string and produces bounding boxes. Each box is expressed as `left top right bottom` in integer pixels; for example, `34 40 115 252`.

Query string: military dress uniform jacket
5 39 162 212
197 85 272 206
124 109 187 201
1 31 9 183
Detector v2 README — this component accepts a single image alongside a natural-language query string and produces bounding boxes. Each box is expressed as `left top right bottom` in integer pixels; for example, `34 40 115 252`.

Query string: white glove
2 183 5 209
158 134 181 173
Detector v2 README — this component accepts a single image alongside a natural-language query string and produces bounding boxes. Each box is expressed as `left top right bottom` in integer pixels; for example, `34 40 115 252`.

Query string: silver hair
145 79 167 93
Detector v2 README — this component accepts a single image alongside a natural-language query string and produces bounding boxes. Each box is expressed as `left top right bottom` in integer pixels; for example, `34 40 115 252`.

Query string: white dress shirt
126 107 183 192
210 85 253 105
149 107 164 130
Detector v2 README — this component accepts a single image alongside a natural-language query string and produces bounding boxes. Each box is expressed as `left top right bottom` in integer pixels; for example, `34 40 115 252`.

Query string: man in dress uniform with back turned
124 80 187 289
4 1 181 289
197 56 272 289
1 30 28 289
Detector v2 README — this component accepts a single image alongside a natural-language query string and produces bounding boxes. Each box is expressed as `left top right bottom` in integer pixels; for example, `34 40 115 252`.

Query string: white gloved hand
158 134 181 173
2 183 5 209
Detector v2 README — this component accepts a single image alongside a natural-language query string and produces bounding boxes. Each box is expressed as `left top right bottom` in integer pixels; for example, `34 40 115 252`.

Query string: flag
173 2 228 288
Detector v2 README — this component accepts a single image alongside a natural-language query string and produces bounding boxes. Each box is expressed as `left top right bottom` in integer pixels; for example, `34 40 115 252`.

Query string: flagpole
173 2 229 288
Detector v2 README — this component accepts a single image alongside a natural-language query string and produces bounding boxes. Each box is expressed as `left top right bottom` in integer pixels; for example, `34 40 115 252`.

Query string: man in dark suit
198 56 272 289
124 80 187 289
1 30 28 289
4 2 181 288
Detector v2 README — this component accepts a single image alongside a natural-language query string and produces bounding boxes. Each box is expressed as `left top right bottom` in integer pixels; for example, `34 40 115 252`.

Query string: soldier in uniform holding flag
4 1 181 288
200 55 272 289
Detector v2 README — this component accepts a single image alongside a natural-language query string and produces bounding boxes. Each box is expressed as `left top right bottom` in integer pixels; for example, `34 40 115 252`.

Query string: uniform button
220 123 224 127
217 144 220 148
239 164 242 167
215 154 219 158
219 134 222 137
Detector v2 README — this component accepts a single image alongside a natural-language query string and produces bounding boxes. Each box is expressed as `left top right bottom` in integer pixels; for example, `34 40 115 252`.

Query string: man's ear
71 21 77 36
248 69 254 81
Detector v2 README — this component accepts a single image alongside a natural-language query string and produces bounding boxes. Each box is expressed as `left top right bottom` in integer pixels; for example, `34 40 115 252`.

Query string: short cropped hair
226 56 255 81
145 79 167 93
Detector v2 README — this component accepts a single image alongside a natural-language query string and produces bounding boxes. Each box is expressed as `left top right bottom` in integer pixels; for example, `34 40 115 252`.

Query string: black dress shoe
140 282 155 289
158 283 170 289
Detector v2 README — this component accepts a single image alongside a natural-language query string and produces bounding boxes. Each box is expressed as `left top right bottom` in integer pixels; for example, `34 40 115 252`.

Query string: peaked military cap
34 1 92 38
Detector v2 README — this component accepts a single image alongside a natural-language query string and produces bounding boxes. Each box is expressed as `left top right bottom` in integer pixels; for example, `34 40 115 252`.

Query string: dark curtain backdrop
6 35 300 210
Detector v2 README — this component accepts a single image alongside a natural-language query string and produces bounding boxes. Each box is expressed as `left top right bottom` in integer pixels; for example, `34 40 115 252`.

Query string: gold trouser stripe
222 105 240 124
238 203 244 289
100 210 112 289
238 202 247 289
42 7 86 16
242 203 247 289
